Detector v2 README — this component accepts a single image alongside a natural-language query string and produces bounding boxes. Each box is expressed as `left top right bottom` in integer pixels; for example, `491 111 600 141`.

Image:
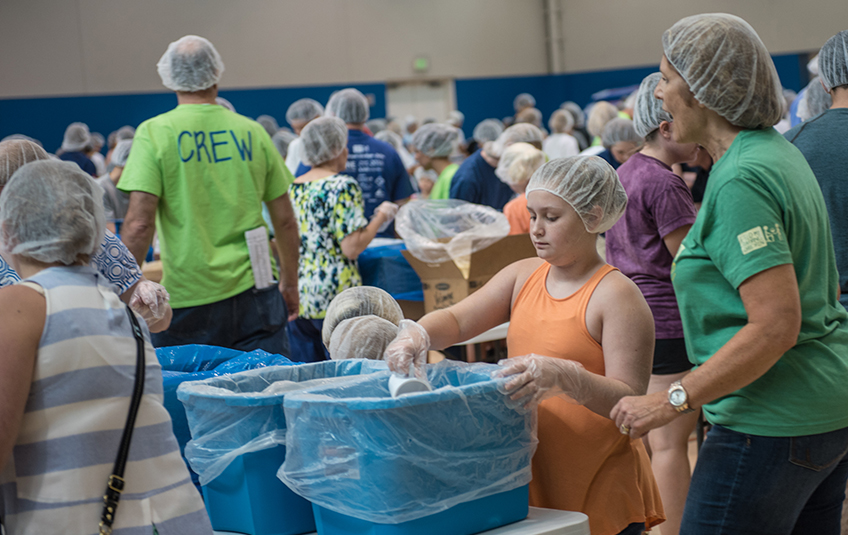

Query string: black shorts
653 337 693 375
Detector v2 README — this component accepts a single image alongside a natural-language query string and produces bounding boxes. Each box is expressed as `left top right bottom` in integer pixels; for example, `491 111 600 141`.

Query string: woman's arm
663 224 692 257
612 263 801 436
0 286 46 470
340 212 387 260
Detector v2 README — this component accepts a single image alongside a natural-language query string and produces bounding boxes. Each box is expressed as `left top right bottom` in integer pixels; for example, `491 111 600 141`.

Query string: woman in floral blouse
288 116 398 362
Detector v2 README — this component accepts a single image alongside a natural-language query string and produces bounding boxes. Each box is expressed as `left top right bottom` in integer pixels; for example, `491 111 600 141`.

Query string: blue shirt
59 151 98 176
448 149 514 210
596 148 621 170
0 230 142 294
296 129 414 237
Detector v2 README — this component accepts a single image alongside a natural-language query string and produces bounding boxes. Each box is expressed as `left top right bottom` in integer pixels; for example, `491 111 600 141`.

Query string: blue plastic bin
177 360 390 535
279 362 536 535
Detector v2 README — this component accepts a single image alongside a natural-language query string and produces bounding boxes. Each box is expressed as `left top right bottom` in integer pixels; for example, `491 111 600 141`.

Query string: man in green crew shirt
409 123 461 200
119 35 300 354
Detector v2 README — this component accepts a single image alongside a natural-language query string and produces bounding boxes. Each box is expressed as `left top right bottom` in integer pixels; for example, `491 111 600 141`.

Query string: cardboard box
141 260 163 283
402 234 536 313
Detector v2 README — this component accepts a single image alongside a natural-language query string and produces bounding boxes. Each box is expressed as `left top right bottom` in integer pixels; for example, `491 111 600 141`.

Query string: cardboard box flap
467 234 536 278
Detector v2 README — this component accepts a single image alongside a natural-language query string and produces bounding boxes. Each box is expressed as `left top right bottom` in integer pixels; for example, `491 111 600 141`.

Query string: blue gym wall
0 53 807 152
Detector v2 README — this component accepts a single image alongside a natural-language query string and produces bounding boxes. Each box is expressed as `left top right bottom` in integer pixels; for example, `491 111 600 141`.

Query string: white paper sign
245 227 275 289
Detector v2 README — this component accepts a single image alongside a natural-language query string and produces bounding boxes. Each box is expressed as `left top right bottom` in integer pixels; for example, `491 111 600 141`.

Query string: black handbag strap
99 307 147 535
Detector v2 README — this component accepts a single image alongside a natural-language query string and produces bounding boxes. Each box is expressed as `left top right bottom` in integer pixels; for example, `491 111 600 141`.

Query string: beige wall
1 0 847 99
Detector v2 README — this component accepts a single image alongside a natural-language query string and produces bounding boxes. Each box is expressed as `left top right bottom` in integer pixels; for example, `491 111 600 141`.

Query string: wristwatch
668 380 695 414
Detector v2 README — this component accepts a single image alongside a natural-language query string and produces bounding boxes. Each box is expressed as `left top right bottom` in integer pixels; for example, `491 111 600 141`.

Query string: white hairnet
111 139 133 168
366 119 387 134
495 142 546 187
662 13 784 129
157 35 224 92
91 133 105 149
473 119 504 144
586 102 619 138
215 96 235 112
632 73 673 137
321 286 404 348
0 160 106 264
375 130 403 151
116 126 135 142
548 109 575 134
561 102 585 128
808 53 820 76
447 110 465 127
272 130 297 159
515 108 543 128
300 117 348 167
798 77 832 121
61 122 92 152
329 316 399 361
411 124 460 158
601 118 642 149
819 30 848 91
526 155 627 234
0 139 50 190
325 88 370 124
286 99 324 125
256 115 279 137
514 93 536 111
403 115 418 130
489 123 544 158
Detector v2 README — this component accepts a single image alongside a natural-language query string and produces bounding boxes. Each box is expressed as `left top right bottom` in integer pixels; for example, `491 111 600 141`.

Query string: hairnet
513 93 536 111
808 53 820 76
375 130 403 152
447 110 465 127
495 143 546 187
548 109 575 134
623 91 638 111
586 102 619 138
286 99 324 125
515 108 543 128
272 130 297 159
601 118 642 149
404 115 418 130
116 126 135 142
111 139 133 168
526 155 627 234
61 122 92 152
215 96 235 112
1 134 42 147
366 119 387 134
91 133 105 149
0 140 50 190
411 124 460 158
561 102 585 128
798 77 832 121
328 316 399 361
256 115 279 137
300 117 348 167
321 286 404 348
632 73 673 137
489 123 544 158
157 35 224 92
421 117 436 126
0 160 106 264
473 119 504 144
819 31 848 91
662 13 784 129
325 88 370 124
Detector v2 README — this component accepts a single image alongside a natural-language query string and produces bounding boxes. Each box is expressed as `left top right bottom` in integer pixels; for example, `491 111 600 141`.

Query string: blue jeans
681 424 848 534
287 317 330 363
152 285 290 356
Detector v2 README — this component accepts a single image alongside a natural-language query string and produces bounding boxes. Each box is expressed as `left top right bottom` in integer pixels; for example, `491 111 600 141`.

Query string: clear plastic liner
278 360 537 524
177 359 389 485
395 199 510 277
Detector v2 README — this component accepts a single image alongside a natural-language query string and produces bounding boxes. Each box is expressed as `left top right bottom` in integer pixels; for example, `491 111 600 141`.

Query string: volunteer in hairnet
0 139 172 332
543 110 580 159
97 138 134 227
611 14 848 533
285 98 324 173
467 118 504 155
410 123 461 200
497 142 546 235
785 30 848 310
58 122 98 176
597 118 643 169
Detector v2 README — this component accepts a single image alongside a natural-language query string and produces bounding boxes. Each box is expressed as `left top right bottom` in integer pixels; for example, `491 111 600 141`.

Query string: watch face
669 388 687 406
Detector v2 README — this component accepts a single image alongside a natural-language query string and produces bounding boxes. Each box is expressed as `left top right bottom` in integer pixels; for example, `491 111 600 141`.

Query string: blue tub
279 361 536 534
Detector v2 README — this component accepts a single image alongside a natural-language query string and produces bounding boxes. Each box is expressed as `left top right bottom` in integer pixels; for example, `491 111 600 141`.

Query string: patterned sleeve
0 254 21 288
331 177 370 244
90 230 143 295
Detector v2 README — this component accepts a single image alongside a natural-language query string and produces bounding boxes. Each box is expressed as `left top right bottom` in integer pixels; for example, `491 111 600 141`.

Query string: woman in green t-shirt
610 13 848 534
410 123 461 200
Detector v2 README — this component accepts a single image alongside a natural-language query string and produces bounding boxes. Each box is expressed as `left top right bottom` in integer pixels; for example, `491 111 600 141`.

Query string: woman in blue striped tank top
0 160 211 534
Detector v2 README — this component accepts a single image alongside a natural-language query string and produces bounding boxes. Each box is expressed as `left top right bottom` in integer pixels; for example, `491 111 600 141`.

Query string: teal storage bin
311 485 529 535
279 361 536 532
177 360 389 535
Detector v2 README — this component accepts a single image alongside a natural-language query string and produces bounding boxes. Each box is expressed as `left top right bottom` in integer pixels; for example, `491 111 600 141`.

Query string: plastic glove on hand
383 319 429 378
129 280 171 324
495 354 587 410
374 201 399 232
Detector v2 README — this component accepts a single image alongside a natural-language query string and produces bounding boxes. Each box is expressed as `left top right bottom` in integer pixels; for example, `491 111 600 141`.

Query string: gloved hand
494 354 588 411
129 280 170 325
374 201 399 233
383 319 429 378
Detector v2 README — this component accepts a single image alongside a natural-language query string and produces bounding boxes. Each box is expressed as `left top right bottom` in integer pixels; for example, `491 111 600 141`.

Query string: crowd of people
0 14 847 535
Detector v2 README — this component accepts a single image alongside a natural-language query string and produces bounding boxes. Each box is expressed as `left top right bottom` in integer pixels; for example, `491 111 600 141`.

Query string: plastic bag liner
278 360 537 524
395 199 510 277
177 359 389 485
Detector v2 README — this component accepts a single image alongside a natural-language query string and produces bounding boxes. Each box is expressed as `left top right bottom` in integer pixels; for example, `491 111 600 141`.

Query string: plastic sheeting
177 359 389 485
395 199 510 277
279 361 537 524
